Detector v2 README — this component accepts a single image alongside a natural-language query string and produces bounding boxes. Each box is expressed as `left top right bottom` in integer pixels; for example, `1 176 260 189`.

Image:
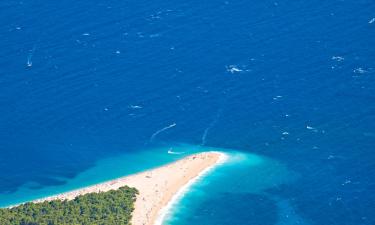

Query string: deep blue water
1 0 375 224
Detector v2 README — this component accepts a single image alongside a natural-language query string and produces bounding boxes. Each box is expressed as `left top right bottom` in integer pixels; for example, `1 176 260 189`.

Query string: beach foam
154 152 228 225
14 151 226 225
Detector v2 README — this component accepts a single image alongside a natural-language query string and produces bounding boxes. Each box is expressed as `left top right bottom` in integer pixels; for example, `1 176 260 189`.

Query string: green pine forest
0 186 138 225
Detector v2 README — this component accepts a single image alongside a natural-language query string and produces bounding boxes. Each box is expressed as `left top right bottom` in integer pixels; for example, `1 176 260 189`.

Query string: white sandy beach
32 151 226 225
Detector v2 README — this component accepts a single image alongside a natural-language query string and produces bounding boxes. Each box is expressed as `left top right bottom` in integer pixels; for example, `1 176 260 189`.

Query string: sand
32 151 226 225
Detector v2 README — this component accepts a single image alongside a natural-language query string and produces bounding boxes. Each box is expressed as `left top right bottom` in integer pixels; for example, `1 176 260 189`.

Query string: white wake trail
167 148 184 155
201 109 222 146
201 128 210 146
26 45 36 67
150 123 176 142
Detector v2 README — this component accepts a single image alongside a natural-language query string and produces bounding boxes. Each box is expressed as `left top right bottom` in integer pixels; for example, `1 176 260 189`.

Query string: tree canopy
0 186 138 225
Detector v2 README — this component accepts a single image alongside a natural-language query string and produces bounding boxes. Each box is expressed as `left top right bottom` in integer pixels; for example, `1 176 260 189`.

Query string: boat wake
201 109 222 146
26 45 36 67
150 123 176 142
167 148 184 155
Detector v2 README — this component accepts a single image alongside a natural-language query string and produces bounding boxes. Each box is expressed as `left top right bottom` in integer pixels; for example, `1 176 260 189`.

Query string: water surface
1 0 374 224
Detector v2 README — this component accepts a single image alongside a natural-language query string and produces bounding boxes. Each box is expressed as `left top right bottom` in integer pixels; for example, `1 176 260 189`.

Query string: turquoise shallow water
1 143 300 225
1 1 374 223
0 144 194 207
0 144 226 207
163 150 301 225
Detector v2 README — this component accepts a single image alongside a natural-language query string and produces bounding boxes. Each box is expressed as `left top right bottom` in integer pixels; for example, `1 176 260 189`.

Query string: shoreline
154 152 228 225
13 151 227 225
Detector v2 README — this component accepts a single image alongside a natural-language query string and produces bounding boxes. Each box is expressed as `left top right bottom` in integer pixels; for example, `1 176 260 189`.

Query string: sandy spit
30 151 226 225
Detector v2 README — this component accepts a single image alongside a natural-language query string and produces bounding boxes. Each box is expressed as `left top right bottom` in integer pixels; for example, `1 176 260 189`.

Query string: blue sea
1 0 375 224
